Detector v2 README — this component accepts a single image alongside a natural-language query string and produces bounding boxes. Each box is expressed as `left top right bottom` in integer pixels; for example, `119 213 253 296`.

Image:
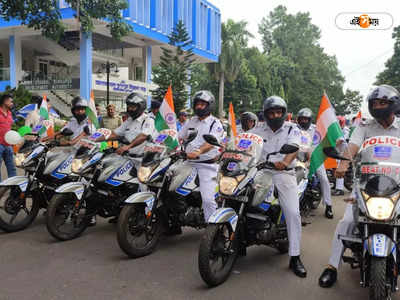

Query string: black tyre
117 205 162 258
276 239 289 254
310 186 322 210
369 257 391 300
198 223 239 287
0 186 40 232
46 194 88 241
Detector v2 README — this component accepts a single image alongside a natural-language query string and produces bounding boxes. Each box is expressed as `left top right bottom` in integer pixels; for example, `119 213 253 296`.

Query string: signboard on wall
21 78 80 91
92 75 157 96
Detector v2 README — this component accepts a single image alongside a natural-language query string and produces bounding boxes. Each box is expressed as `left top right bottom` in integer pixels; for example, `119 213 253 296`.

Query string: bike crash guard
208 207 239 232
0 176 29 192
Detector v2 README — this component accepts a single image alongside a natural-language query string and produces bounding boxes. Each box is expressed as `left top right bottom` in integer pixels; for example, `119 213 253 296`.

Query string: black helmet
297 108 313 130
71 96 88 123
32 95 43 106
240 112 258 131
263 96 287 130
126 92 146 120
367 85 400 120
193 90 216 117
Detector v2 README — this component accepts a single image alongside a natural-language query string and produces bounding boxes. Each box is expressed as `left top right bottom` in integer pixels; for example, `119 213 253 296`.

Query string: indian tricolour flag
309 93 344 178
37 95 54 137
155 86 179 149
350 111 362 137
86 90 99 129
228 102 237 138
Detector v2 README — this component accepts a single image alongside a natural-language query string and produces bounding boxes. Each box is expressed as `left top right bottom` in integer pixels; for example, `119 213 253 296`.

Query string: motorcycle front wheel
0 186 40 232
369 257 391 300
198 223 239 287
117 204 162 258
46 194 88 241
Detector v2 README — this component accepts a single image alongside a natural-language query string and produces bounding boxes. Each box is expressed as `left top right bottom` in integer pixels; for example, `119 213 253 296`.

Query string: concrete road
0 193 389 300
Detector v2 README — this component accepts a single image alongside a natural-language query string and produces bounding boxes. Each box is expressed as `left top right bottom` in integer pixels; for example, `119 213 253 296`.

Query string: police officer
297 108 333 219
97 92 156 156
44 96 95 145
239 111 258 133
250 96 307 278
319 84 400 288
178 90 224 222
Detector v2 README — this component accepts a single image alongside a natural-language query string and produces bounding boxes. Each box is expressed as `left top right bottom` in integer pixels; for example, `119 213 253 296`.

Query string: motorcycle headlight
138 166 153 183
366 197 394 221
15 153 28 167
219 175 245 196
71 159 83 174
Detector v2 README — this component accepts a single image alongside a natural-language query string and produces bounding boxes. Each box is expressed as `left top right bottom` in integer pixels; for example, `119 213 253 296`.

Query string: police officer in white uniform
97 93 156 156
178 90 224 222
297 108 333 219
319 84 400 287
238 112 258 133
44 96 96 145
250 96 307 278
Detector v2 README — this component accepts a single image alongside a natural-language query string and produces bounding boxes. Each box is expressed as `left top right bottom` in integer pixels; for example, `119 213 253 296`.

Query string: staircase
46 90 77 118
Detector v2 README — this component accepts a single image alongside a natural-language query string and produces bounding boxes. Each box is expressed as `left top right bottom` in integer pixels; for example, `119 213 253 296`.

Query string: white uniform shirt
178 115 224 161
350 117 400 148
62 117 96 139
250 121 301 167
114 113 156 154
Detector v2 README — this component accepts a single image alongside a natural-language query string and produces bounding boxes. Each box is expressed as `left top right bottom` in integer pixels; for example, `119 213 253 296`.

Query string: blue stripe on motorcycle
105 178 123 186
176 188 190 196
51 171 67 179
214 208 234 222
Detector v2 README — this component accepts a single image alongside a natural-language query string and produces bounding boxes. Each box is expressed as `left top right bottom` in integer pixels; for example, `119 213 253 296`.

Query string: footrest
342 255 360 269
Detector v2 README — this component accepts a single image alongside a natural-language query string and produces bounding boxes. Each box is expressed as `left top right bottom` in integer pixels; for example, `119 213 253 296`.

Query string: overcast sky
211 0 400 115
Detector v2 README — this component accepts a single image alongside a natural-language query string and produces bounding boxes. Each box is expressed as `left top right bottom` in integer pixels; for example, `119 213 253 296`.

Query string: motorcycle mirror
83 125 90 135
186 130 198 144
60 128 74 137
279 144 299 154
323 147 350 161
203 134 221 147
146 135 153 142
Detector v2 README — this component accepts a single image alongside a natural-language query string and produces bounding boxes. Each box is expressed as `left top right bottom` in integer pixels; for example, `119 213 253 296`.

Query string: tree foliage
375 26 400 91
152 20 195 113
0 0 132 40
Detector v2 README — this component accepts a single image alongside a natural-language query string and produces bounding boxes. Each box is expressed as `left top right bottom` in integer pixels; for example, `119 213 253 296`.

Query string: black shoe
319 267 337 288
332 189 344 196
108 217 118 224
165 226 182 236
289 256 307 278
325 206 334 219
88 216 96 227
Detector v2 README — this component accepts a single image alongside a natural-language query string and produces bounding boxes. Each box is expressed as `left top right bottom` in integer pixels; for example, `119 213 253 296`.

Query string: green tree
0 0 131 40
152 20 195 113
375 26 400 90
208 19 253 118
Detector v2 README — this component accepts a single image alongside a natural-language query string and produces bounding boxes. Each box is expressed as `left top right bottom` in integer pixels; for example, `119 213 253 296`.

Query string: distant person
102 104 122 130
95 103 104 128
0 94 16 181
176 110 188 132
149 100 161 120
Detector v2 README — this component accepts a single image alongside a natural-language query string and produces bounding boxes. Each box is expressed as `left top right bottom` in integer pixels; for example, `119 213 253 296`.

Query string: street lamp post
98 61 118 105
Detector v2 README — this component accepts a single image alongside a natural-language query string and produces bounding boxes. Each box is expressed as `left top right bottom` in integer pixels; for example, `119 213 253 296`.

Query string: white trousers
316 165 332 206
191 163 219 222
328 203 354 268
336 178 344 191
274 172 302 257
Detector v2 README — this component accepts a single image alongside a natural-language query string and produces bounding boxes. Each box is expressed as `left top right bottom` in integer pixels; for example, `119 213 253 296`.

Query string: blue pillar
146 46 152 108
9 36 16 88
186 70 191 109
80 32 92 101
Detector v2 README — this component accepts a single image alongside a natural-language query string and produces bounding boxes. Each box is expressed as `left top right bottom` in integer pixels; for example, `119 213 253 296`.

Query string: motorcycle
46 129 143 241
324 136 400 300
0 128 78 232
197 133 298 287
116 129 207 258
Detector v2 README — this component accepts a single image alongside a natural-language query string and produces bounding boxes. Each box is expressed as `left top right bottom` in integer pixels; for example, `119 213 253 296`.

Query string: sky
211 0 400 115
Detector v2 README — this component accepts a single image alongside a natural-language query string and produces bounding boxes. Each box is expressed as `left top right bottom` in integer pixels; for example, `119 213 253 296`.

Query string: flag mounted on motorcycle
155 86 179 150
309 93 344 178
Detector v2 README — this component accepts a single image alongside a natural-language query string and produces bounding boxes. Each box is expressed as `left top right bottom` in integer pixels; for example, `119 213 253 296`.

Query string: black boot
331 189 344 196
319 267 337 288
325 205 334 219
289 256 307 278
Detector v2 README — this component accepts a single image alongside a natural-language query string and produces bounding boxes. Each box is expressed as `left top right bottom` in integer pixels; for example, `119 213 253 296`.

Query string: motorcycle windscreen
141 132 172 166
358 136 400 197
220 133 264 175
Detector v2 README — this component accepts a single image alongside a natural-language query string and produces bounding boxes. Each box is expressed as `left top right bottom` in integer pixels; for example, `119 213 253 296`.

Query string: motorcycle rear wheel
369 257 391 300
0 186 40 232
117 204 162 258
46 194 88 241
198 223 239 287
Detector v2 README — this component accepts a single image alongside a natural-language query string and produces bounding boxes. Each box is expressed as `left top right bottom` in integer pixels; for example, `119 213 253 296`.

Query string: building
0 0 221 116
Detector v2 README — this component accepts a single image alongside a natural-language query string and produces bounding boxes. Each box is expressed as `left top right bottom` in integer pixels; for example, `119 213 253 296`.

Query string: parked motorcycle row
1 128 396 299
